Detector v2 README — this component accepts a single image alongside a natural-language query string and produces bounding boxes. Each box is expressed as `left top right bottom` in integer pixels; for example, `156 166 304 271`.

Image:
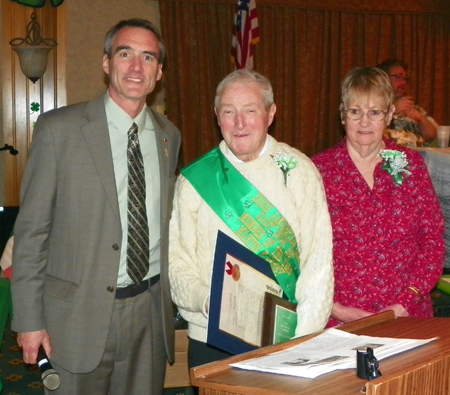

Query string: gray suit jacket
11 94 180 373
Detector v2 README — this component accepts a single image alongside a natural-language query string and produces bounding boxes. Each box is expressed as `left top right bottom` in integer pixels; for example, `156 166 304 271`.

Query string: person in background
313 67 444 328
377 59 437 147
11 18 181 395
169 70 334 373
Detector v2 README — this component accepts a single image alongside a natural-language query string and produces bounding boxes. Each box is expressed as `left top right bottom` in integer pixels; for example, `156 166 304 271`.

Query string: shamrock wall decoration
30 102 40 114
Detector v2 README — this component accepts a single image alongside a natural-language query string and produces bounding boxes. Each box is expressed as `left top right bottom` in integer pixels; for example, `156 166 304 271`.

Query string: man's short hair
376 58 408 74
214 69 274 110
104 19 166 65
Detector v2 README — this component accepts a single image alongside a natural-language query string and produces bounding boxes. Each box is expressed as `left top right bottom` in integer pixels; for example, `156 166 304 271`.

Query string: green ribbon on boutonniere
379 149 411 186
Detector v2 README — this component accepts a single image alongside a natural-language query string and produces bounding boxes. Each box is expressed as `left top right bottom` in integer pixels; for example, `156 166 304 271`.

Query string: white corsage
379 149 411 186
272 153 298 186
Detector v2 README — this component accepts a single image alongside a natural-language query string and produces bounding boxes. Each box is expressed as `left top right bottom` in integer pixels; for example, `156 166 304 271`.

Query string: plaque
262 292 297 347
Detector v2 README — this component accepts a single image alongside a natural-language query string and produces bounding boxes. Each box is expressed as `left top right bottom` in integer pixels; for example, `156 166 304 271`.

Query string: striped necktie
126 122 149 284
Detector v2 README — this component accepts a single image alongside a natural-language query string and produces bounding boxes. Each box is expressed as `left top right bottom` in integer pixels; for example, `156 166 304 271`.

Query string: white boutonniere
272 153 298 186
379 149 411 186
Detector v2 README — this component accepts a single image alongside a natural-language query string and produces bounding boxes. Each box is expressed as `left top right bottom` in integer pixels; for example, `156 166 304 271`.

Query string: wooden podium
190 312 450 395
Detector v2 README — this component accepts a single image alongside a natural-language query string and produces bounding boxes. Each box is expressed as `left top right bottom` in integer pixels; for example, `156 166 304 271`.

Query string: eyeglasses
388 74 410 82
343 108 388 122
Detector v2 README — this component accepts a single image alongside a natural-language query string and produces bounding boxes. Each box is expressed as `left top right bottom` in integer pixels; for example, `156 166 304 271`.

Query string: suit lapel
149 108 171 229
78 101 172 233
81 96 121 222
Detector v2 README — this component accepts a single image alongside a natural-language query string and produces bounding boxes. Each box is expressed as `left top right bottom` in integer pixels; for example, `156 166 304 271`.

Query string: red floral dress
313 138 445 327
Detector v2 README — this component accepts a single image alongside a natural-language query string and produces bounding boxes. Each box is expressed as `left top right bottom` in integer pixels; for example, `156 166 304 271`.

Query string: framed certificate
207 231 285 355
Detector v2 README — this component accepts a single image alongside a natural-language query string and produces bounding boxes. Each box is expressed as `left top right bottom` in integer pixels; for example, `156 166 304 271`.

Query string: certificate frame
207 231 283 355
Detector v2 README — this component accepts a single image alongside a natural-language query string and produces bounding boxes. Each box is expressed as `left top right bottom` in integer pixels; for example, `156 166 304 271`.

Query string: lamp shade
12 46 52 83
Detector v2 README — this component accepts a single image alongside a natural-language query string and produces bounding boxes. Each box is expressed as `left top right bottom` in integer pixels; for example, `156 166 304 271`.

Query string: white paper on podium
230 328 437 378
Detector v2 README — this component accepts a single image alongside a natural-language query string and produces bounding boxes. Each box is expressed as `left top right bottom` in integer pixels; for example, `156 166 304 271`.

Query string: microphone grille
42 369 61 391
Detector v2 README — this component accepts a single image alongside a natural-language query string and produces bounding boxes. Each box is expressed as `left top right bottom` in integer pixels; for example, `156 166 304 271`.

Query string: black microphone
37 347 61 391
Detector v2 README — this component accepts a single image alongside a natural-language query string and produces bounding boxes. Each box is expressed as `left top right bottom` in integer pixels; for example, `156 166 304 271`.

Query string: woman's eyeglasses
342 108 388 122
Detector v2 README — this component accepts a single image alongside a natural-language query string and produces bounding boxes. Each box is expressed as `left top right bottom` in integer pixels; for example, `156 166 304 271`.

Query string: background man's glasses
343 108 387 122
389 74 410 82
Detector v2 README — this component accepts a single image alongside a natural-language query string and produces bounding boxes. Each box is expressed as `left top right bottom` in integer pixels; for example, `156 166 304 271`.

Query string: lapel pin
163 138 169 157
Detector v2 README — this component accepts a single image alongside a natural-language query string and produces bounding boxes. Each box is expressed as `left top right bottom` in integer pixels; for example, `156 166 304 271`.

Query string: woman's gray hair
214 70 274 109
104 19 166 65
341 67 394 109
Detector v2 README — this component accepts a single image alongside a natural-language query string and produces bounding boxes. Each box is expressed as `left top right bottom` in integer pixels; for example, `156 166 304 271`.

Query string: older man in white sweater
169 70 333 373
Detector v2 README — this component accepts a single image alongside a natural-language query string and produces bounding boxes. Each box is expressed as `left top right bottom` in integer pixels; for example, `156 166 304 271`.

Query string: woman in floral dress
313 67 445 327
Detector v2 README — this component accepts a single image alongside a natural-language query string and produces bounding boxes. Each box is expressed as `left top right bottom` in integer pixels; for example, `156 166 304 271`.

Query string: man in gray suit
11 18 181 394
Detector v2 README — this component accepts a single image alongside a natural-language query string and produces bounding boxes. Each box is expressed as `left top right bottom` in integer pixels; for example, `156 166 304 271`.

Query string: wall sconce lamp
9 12 57 83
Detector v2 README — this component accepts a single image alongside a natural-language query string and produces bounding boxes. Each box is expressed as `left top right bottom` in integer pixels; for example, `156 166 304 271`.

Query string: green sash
181 147 300 303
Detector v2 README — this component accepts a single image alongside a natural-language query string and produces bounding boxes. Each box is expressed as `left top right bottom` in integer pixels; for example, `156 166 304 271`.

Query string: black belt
115 274 160 299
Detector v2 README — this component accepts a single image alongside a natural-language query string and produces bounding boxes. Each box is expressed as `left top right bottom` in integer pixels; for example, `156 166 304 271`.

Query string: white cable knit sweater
169 136 334 343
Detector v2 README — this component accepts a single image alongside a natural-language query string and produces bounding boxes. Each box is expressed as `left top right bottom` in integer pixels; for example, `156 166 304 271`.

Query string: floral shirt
312 138 445 327
384 104 438 147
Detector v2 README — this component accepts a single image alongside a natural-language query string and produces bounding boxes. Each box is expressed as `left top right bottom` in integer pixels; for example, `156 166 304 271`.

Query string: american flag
231 0 260 70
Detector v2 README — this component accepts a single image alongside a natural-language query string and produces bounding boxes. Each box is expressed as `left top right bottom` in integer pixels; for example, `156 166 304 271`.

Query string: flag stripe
231 0 260 70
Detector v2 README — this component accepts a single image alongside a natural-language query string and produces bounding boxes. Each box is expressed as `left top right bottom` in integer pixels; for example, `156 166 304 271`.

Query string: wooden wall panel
1 1 66 206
